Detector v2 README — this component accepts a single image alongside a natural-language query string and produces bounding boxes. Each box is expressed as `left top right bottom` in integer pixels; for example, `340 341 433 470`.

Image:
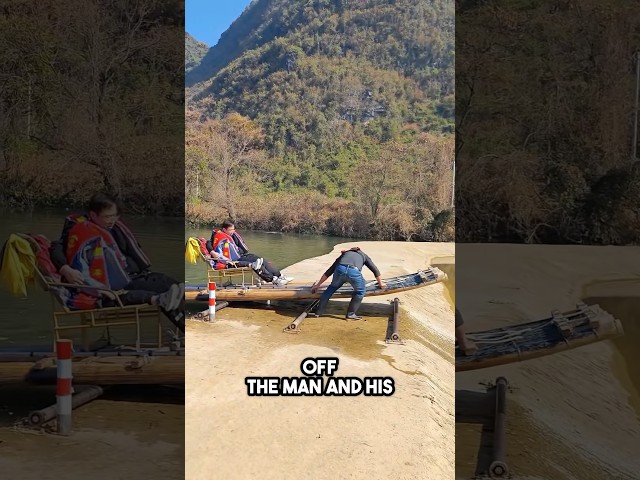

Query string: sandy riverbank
455 244 640 479
186 241 455 480
0 386 184 479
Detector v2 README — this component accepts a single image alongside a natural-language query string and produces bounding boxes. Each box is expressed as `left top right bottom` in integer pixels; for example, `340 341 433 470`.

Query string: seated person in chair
205 220 293 286
50 192 184 331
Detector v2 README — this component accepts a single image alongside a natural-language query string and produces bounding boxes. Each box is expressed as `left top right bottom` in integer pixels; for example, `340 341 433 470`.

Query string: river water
0 212 353 346
184 226 353 285
0 209 181 348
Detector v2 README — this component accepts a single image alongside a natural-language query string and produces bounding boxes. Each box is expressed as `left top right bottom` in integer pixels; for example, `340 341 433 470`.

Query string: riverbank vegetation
0 0 184 215
456 0 640 244
186 115 454 240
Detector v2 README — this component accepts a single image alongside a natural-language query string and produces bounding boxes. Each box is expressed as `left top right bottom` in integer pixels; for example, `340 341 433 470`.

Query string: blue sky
186 0 254 47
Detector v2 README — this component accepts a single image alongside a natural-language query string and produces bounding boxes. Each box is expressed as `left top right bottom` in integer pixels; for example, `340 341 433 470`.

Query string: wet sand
186 241 455 480
0 385 184 479
455 245 640 479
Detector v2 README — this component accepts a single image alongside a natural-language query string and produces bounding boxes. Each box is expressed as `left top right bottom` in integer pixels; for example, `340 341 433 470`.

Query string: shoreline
455 244 640 479
186 241 456 480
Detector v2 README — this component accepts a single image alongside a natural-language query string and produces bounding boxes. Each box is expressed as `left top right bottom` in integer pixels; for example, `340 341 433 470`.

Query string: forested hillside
456 0 640 244
0 0 184 214
186 0 455 241
185 32 207 73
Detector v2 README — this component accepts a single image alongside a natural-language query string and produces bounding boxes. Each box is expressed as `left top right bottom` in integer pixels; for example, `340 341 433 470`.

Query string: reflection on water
0 209 183 346
185 226 354 285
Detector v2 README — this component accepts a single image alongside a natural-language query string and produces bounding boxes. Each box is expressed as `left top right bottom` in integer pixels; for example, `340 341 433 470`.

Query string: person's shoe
251 258 263 271
172 283 185 311
345 296 363 320
280 275 294 282
273 276 291 286
155 284 179 310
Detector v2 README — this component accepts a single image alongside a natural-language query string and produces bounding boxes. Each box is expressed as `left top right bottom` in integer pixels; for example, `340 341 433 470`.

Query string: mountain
185 32 208 73
185 0 455 241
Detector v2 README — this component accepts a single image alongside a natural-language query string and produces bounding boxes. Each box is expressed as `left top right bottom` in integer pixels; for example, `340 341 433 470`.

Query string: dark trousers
109 271 184 331
239 253 281 282
117 271 177 304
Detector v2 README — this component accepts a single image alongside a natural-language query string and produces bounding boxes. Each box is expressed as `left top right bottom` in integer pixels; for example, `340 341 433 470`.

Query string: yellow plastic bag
0 234 36 297
185 237 202 265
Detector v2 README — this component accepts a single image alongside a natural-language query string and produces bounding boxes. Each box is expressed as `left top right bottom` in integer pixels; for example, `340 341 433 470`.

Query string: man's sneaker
156 283 179 310
273 276 290 287
250 258 264 271
172 283 185 311
280 275 294 283
345 313 362 321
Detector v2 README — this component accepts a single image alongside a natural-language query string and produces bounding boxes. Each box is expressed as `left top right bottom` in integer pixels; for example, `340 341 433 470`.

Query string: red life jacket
212 229 241 261
65 214 130 289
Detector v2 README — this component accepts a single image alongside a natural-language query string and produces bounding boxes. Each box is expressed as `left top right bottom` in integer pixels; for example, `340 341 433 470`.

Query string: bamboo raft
0 347 184 385
185 267 446 302
455 303 623 372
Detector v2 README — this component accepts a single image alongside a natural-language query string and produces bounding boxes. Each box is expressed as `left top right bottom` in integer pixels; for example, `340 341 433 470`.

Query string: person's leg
99 285 184 332
230 260 252 268
242 254 286 282
315 270 347 316
239 254 274 282
262 260 281 278
126 273 184 328
118 290 156 306
345 269 366 320
455 308 477 355
125 271 178 294
97 289 153 307
239 253 260 263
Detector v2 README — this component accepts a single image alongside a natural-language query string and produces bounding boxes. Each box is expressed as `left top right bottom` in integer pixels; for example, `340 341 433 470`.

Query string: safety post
208 282 216 322
56 339 73 435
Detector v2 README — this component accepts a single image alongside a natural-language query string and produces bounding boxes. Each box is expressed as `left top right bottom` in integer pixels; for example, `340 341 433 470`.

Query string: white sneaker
273 276 290 286
168 283 183 311
156 283 180 311
281 275 294 282
251 258 263 270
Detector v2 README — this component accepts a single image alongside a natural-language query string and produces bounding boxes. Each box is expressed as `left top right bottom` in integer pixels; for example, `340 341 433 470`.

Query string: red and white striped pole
56 339 73 435
208 281 216 322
